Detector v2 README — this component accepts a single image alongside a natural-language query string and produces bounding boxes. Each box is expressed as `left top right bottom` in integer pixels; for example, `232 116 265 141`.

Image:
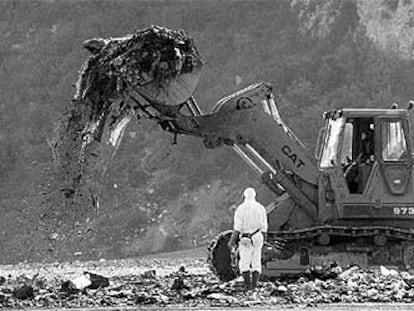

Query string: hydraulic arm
126 82 320 220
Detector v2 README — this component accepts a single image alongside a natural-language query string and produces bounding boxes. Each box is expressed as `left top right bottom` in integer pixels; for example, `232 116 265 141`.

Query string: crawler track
208 226 414 281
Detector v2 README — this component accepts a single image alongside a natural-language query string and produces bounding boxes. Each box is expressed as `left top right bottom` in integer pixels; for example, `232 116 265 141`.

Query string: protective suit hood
243 187 256 201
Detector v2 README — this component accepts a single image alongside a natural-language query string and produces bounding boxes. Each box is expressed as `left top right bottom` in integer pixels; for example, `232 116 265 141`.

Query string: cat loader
133 82 414 280
71 26 414 280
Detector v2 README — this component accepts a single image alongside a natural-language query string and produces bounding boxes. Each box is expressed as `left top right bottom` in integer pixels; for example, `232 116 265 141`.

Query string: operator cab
318 108 413 195
340 117 375 193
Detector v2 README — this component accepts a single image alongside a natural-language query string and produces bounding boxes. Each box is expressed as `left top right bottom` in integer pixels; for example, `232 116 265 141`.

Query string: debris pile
1 261 414 308
76 25 203 131
49 25 204 224
72 24 204 153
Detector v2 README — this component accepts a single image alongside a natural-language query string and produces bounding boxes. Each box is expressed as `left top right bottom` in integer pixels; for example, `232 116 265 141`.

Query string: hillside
1 0 414 264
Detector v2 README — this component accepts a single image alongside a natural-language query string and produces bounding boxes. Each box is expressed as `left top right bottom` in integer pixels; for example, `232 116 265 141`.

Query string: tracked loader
140 82 414 280
69 26 414 280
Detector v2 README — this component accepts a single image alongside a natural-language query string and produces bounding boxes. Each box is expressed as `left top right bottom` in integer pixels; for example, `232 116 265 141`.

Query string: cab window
381 120 408 161
340 123 353 165
320 117 344 168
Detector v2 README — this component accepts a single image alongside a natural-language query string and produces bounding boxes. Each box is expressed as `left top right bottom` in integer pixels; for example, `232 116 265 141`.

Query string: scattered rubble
61 271 109 294
171 275 189 291
87 272 110 289
13 285 34 300
1 258 414 308
305 261 343 281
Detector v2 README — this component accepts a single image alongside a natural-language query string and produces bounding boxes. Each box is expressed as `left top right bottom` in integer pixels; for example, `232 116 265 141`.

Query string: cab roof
325 108 409 119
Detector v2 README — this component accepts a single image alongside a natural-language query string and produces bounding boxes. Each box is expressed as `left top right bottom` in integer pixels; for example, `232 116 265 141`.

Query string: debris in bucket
72 24 204 148
77 25 203 108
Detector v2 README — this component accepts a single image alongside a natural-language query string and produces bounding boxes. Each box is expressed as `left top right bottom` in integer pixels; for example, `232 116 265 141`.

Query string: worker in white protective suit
228 187 268 290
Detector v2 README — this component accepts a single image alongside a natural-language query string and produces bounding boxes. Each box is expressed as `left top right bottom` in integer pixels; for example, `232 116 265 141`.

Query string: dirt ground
2 247 414 310
21 303 414 310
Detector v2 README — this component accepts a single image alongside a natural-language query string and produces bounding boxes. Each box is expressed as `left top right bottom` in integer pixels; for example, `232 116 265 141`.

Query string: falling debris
51 25 203 213
76 23 203 145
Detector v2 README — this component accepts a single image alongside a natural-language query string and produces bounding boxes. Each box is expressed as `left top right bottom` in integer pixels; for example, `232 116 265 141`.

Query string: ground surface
1 247 414 310
10 304 414 311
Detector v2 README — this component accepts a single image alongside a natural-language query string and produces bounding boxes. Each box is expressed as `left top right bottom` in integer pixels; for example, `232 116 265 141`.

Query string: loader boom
127 82 320 219
125 80 414 276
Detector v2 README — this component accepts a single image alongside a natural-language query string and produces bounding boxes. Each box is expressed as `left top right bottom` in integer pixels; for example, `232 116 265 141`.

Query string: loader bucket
75 25 204 136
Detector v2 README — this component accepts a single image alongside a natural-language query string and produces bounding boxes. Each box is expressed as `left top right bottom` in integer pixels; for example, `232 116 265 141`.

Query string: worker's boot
251 271 260 290
242 271 251 291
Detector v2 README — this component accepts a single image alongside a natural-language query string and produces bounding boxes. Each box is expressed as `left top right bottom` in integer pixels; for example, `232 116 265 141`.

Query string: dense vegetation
1 0 414 264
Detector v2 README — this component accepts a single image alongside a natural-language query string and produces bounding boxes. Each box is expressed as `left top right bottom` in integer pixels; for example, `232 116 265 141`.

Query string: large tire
207 230 238 281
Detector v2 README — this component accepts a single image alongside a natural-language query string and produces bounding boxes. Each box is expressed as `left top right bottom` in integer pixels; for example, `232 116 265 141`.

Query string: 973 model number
393 207 414 215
